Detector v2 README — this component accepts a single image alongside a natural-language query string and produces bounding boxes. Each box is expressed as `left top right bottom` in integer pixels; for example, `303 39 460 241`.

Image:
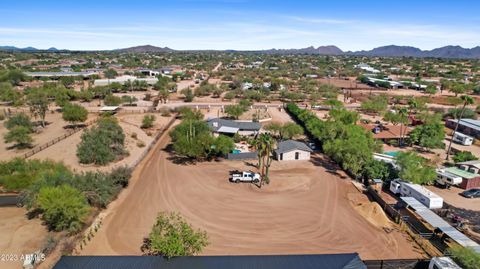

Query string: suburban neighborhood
1 1 480 269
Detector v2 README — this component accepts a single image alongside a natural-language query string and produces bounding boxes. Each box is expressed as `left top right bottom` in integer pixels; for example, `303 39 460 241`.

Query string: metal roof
401 197 480 251
53 254 366 269
444 167 478 179
207 118 261 132
448 118 480 132
275 140 312 154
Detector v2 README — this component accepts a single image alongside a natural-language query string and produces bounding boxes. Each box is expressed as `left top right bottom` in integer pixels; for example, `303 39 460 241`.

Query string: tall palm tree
446 95 474 160
397 107 408 147
252 133 276 187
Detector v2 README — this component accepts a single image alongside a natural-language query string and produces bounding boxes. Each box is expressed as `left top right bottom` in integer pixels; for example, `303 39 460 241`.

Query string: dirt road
80 129 423 259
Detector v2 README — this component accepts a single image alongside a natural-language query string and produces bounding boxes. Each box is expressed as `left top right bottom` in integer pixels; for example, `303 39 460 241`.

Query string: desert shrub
453 151 479 163
37 184 90 232
444 108 477 120
137 141 145 147
4 113 33 132
141 212 208 258
0 158 70 191
0 112 4 121
76 117 127 165
62 103 88 126
104 94 123 106
141 115 156 129
449 246 480 269
131 132 138 139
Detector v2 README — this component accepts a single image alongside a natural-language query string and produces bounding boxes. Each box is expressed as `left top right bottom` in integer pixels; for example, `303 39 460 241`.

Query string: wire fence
22 118 99 159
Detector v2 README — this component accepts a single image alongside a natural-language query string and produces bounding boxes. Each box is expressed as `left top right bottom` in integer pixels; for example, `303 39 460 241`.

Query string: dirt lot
80 128 424 260
0 207 48 269
0 111 97 161
30 113 173 172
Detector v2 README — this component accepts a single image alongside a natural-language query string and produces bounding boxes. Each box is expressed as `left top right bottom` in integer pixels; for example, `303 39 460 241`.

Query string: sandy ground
426 186 480 211
0 207 48 269
30 114 173 173
80 129 424 260
0 111 96 161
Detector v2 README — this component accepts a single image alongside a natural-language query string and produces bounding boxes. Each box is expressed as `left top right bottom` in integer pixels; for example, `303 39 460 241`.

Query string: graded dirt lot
80 128 424 260
0 207 48 269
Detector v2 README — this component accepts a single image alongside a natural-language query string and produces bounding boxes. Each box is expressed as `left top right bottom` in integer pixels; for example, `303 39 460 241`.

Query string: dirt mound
348 193 393 229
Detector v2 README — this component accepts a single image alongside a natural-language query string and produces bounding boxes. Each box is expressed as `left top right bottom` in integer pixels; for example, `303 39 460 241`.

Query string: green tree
181 88 194 102
141 212 208 258
453 151 478 163
409 122 445 150
170 119 215 159
37 184 89 232
449 246 480 269
4 126 33 148
212 135 235 156
360 95 388 114
446 95 475 160
62 103 88 127
396 151 436 185
4 113 33 132
157 88 170 104
27 88 50 127
363 159 392 181
104 94 123 106
224 104 245 120
76 117 127 165
104 68 118 81
280 122 303 140
141 115 156 129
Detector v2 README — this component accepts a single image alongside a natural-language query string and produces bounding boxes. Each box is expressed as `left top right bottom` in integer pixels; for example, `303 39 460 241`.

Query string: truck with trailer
390 179 443 209
435 169 463 188
229 171 261 183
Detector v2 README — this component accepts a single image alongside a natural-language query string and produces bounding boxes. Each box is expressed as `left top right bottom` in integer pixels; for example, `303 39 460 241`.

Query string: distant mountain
2 44 480 58
348 45 480 58
116 45 174 53
261 45 343 55
0 46 62 52
0 46 39 51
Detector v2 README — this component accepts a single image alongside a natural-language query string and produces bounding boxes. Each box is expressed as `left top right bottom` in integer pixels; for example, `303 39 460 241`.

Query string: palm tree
252 133 276 188
446 95 474 160
398 107 408 147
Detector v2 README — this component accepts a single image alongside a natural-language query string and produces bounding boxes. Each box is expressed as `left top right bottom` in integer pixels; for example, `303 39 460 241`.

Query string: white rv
390 179 443 209
452 132 474 146
435 169 463 188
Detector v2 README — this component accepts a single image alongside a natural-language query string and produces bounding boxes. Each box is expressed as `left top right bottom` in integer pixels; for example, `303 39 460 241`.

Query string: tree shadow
163 144 198 165
309 154 347 179
243 161 258 168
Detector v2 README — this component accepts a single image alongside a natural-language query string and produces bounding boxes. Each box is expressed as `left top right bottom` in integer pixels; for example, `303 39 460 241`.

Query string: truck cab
428 257 461 269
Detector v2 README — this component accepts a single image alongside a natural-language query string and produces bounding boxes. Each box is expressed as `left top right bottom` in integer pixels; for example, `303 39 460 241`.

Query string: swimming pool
384 151 400 157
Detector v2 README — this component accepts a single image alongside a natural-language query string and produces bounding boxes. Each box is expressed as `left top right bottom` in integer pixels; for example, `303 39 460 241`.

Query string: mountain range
2 44 480 59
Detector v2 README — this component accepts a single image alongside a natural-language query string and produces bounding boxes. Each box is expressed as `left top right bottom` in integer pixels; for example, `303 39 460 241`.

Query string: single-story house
94 75 158 87
359 123 412 142
443 161 480 190
53 254 366 269
446 119 480 139
207 118 261 136
275 140 312 161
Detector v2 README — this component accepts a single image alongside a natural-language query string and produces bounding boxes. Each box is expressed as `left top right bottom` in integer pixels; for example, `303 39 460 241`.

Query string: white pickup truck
229 171 261 183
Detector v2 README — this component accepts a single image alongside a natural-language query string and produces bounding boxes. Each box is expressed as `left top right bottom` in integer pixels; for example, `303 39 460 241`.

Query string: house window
295 152 300 160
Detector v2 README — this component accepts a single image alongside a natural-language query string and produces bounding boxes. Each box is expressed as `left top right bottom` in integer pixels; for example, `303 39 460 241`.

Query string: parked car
229 171 260 183
461 188 480 198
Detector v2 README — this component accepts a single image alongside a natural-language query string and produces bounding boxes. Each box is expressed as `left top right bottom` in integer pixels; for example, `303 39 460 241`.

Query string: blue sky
1 0 479 51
